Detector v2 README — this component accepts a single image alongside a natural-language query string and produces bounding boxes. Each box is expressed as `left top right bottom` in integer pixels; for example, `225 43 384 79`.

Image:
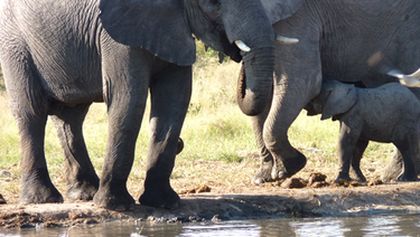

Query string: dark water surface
2 215 420 237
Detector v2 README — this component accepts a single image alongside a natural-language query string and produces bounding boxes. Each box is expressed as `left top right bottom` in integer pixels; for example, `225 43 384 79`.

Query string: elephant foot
20 178 63 204
253 159 274 185
93 186 135 211
139 185 180 209
334 173 352 184
354 176 367 183
66 178 99 201
273 152 307 180
351 170 367 183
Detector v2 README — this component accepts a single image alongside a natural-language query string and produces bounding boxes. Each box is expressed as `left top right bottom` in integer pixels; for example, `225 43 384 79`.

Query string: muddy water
2 215 420 237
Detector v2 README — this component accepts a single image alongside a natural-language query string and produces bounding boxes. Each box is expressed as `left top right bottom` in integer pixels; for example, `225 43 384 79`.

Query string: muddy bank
1 182 419 229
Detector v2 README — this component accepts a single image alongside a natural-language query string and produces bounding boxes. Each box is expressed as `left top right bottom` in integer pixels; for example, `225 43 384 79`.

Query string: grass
0 48 394 203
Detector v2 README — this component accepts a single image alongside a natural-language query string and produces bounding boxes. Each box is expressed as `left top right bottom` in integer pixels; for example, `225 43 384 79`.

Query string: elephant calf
305 80 420 183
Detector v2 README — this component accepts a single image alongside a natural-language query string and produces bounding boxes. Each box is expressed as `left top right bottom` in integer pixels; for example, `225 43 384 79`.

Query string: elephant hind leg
394 138 418 182
350 139 368 182
51 103 99 201
1 49 63 204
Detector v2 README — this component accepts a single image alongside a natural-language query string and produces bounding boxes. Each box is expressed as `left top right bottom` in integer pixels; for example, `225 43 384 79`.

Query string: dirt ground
1 157 420 229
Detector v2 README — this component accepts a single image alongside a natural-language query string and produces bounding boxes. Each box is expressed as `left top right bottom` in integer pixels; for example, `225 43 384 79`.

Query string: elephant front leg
93 46 149 210
251 101 275 185
93 88 148 210
139 66 192 209
51 103 99 201
264 54 322 180
336 123 361 183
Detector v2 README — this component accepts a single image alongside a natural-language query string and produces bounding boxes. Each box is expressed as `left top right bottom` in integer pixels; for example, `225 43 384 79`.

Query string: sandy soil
1 157 419 229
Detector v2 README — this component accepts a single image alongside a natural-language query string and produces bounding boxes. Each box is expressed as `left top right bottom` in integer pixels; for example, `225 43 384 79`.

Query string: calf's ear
321 85 357 120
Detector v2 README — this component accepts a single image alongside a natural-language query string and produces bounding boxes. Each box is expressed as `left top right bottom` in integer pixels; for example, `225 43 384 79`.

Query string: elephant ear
321 83 358 120
260 0 305 24
99 0 195 66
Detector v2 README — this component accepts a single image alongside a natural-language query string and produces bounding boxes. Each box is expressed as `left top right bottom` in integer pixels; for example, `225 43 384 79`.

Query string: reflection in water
2 215 420 237
289 219 349 237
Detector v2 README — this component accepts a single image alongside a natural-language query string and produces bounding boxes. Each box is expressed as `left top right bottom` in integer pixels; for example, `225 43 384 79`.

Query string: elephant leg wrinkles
251 92 274 185
51 103 99 201
93 45 150 211
394 136 419 182
1 49 63 204
256 24 322 182
350 138 369 183
139 65 192 209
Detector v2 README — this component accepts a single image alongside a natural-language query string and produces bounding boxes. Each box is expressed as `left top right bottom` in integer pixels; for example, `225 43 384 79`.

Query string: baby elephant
305 80 420 183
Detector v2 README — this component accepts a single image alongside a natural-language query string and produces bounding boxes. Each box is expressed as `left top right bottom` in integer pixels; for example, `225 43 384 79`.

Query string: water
1 215 420 237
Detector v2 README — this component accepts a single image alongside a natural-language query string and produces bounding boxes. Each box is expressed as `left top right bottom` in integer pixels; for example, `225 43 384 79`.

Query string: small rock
368 179 384 186
0 170 11 177
179 184 211 195
308 173 327 186
211 215 221 223
196 184 211 193
0 194 7 204
348 181 362 187
281 178 307 189
334 179 351 187
68 211 87 220
20 223 35 229
83 218 98 225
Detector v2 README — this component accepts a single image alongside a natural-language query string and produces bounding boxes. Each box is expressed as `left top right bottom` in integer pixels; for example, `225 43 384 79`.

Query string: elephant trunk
221 1 275 116
237 47 274 116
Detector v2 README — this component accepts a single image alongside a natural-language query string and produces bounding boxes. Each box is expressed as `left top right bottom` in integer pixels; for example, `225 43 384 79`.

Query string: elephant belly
41 72 103 105
16 0 104 104
319 0 420 85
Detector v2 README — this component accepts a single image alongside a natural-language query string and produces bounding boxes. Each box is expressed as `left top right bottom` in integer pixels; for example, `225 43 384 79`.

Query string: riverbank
1 181 419 229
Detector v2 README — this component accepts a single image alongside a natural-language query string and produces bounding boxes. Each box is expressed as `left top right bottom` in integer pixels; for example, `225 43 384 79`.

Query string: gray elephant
0 0 293 210
240 0 420 184
305 80 420 182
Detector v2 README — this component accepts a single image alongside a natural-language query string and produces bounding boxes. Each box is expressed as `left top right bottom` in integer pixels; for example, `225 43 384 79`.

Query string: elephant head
236 0 305 115
306 80 358 120
99 0 282 116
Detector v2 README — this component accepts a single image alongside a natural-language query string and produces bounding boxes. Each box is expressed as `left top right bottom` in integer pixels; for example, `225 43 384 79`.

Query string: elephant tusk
234 40 251 52
387 68 420 88
276 35 300 45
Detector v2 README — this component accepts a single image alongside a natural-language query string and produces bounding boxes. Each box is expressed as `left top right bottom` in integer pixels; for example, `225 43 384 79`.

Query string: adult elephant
238 0 420 184
0 0 291 210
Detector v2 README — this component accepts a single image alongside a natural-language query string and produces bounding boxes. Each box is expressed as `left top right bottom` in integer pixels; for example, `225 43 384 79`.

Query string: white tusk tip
276 35 300 45
234 40 251 52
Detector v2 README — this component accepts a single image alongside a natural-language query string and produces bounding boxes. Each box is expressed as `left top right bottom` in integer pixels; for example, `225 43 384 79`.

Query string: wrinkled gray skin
244 0 420 184
305 81 420 183
382 87 420 182
0 0 278 210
